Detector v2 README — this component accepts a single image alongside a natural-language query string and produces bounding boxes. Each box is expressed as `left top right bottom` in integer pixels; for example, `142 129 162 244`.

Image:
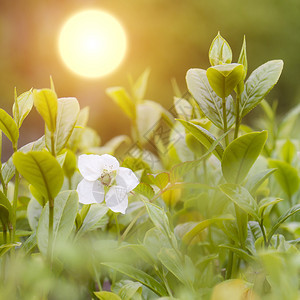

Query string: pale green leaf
133 183 155 199
13 151 64 200
221 131 268 184
33 89 58 133
94 291 122 300
186 68 235 129
209 32 232 66
133 68 150 101
0 109 19 146
240 60 283 117
37 190 78 256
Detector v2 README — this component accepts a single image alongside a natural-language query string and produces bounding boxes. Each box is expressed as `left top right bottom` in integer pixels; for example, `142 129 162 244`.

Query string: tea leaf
102 262 168 296
13 151 64 200
134 183 155 200
258 197 283 218
219 184 259 220
222 131 268 184
268 159 300 198
106 87 136 120
177 119 224 161
33 89 58 133
268 204 300 241
245 168 277 195
0 109 19 146
206 63 244 98
240 60 283 117
13 88 34 128
237 36 247 78
118 281 143 300
209 32 232 66
37 190 78 256
279 140 296 164
133 68 150 101
186 68 235 130
45 97 80 155
94 291 122 300
219 244 255 263
278 104 300 138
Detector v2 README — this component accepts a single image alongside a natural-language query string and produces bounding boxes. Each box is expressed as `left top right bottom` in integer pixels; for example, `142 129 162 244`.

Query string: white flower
76 154 139 214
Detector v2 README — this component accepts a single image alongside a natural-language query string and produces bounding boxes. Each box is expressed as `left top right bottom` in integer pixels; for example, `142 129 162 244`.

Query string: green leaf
186 68 235 130
245 168 277 195
0 205 10 227
173 97 193 120
68 106 89 151
118 281 142 300
133 68 150 101
219 244 255 263
158 248 195 287
0 242 21 257
237 36 247 78
13 88 34 128
268 159 300 198
102 262 168 296
2 136 45 185
148 172 169 190
45 97 80 155
278 104 300 138
27 198 43 230
62 149 77 178
0 190 12 221
94 291 122 300
75 204 108 240
0 109 19 146
37 190 78 256
206 63 244 98
182 215 234 245
33 89 58 132
280 139 296 164
258 197 283 219
240 60 283 117
268 204 300 241
106 87 136 120
171 129 229 181
219 184 259 220
133 183 155 200
20 232 37 255
13 151 64 200
209 32 232 66
221 131 268 184
177 119 224 161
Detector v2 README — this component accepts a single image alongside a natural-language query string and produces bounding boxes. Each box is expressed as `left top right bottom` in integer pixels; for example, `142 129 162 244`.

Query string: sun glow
58 10 127 78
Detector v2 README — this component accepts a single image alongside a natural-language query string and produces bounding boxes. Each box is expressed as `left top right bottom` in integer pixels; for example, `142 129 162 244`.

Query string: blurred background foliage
0 0 299 160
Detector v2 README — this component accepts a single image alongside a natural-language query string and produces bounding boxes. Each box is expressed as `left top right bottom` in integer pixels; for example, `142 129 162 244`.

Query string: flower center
99 170 116 186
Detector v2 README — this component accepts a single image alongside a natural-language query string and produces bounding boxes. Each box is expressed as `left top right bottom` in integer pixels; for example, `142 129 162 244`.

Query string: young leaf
37 190 78 256
94 291 122 300
186 68 235 130
118 281 143 300
13 88 34 128
245 168 277 195
280 139 296 164
102 262 168 296
221 131 268 184
219 184 259 220
0 109 19 146
133 183 155 200
45 97 80 155
258 197 283 218
240 60 283 118
267 204 300 241
237 36 247 78
62 149 77 179
206 64 244 98
209 32 232 66
182 215 234 245
0 190 12 221
158 248 195 287
75 204 109 240
177 119 224 161
106 87 136 120
13 151 64 201
173 97 193 120
33 89 58 133
148 172 169 190
133 68 151 101
268 159 300 198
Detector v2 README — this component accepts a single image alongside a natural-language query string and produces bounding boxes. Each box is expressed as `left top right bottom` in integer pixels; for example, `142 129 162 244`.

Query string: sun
58 10 127 78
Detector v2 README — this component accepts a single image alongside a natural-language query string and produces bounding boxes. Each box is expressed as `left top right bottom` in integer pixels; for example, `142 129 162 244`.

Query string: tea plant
0 33 299 300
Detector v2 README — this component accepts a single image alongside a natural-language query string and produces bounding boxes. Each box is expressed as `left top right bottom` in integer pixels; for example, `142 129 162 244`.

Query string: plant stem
222 97 229 146
260 218 268 248
226 249 234 279
234 93 241 139
12 170 19 244
114 213 121 245
48 197 54 267
0 171 7 196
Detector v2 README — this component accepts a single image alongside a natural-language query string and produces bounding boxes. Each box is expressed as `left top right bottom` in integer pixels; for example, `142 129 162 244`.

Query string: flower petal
100 154 120 172
78 154 103 181
116 167 139 192
77 179 105 204
105 186 128 214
